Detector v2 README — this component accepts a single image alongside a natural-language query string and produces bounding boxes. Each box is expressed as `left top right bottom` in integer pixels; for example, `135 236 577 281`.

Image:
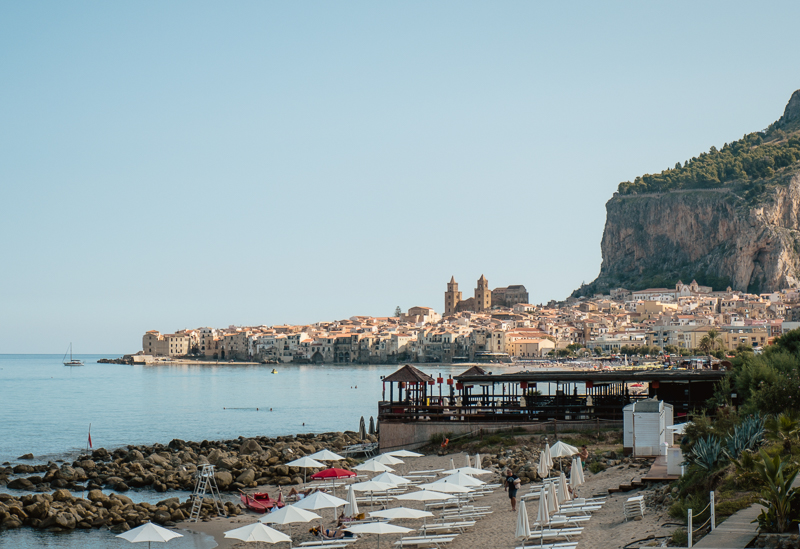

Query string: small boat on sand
240 491 284 513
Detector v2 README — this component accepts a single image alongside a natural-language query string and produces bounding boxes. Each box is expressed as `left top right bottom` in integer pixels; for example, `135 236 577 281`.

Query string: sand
177 452 677 549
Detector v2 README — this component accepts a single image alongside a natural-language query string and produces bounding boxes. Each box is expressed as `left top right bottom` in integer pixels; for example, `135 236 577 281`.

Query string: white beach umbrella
309 449 345 461
386 450 423 458
435 471 485 486
569 458 580 492
549 441 579 458
371 454 404 466
475 454 482 469
224 522 291 548
441 466 491 476
287 456 326 484
546 482 559 514
354 461 394 473
344 485 359 517
465 454 471 468
370 507 433 520
417 482 471 493
578 459 585 485
544 443 554 469
260 505 321 543
292 491 348 521
351 480 396 506
371 472 412 485
449 457 455 471
535 487 550 528
558 472 571 503
116 522 183 549
515 499 531 539
537 449 550 479
394 489 453 503
345 523 413 549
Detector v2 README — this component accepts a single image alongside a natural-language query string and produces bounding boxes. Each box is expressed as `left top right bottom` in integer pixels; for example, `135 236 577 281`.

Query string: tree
394 306 402 318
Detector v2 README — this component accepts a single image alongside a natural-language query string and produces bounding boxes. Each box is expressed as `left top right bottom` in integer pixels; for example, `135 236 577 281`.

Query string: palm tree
706 329 725 352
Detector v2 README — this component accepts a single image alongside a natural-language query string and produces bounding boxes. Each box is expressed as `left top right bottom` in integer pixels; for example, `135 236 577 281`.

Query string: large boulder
239 439 262 455
214 471 233 490
236 469 255 486
7 478 34 490
123 450 145 463
52 489 73 502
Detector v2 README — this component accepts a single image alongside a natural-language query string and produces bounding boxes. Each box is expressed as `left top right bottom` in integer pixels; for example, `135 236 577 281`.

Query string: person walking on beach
504 468 520 512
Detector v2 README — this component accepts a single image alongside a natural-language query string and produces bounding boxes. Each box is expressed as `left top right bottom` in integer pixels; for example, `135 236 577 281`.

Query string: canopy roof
458 365 488 377
383 364 433 383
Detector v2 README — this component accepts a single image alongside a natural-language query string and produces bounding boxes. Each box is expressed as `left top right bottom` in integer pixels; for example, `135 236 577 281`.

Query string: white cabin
623 398 674 456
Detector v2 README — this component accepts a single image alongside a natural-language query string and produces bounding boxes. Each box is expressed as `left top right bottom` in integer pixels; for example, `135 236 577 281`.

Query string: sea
0 354 471 548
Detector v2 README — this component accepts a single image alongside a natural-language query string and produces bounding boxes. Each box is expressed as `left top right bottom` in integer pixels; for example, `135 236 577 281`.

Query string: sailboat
63 343 84 366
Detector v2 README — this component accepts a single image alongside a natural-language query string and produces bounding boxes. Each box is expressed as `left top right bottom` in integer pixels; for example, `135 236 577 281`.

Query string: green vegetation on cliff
617 90 800 195
617 131 800 195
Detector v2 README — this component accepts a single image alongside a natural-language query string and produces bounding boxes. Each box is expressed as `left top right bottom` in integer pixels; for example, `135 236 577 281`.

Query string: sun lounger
623 495 645 521
409 469 445 474
525 527 584 542
395 535 457 548
546 515 591 527
420 521 475 534
515 542 578 549
299 540 358 546
298 544 349 549
552 505 601 516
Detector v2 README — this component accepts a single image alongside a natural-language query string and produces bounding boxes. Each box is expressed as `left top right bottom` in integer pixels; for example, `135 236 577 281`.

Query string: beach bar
377 364 728 452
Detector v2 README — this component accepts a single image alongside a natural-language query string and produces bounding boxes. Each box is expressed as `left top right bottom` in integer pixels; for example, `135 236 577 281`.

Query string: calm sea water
0 355 470 548
0 354 468 463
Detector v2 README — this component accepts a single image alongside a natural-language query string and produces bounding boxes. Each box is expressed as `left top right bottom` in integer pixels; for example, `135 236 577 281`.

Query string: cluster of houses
140 277 800 364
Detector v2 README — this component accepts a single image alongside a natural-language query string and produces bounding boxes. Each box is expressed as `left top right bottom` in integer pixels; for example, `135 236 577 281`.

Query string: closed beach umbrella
346 522 413 549
536 487 550 528
359 417 367 440
449 457 455 471
386 450 423 458
537 449 550 479
116 522 183 549
260 505 321 543
369 416 375 435
475 454 482 469
465 454 471 468
558 472 571 503
515 499 531 540
569 458 580 492
354 460 394 473
309 449 345 461
344 485 359 517
286 456 326 484
224 522 291 549
544 444 554 469
546 482 559 514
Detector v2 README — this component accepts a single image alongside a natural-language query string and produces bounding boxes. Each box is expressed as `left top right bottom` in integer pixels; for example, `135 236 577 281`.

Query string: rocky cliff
578 90 800 296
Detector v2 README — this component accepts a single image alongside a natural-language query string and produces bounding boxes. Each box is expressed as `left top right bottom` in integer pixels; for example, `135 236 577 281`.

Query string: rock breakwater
0 431 374 533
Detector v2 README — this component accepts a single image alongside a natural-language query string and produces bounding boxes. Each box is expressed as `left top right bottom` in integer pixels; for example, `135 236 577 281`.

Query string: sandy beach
178 451 677 549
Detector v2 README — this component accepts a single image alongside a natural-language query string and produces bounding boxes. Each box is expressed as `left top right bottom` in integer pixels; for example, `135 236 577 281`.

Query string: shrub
754 449 800 533
588 462 606 474
685 436 724 471
725 415 765 459
671 528 688 546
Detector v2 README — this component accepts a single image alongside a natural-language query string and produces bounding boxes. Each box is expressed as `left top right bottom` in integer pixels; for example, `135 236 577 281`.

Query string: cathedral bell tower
475 274 491 312
444 276 462 316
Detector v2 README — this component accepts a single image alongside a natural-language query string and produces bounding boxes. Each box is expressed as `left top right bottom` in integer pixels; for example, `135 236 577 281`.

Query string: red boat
240 491 285 513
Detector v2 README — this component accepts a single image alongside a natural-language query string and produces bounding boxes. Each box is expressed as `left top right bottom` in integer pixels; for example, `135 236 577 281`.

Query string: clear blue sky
2 2 799 353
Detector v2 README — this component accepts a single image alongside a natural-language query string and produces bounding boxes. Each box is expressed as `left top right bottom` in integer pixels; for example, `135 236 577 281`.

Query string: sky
2 2 800 353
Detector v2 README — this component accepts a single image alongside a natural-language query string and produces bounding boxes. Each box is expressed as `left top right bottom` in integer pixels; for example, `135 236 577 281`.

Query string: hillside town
139 276 800 364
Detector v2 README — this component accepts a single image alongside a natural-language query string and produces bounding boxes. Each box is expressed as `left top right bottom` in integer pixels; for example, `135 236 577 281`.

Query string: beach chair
515 542 578 549
420 521 475 534
623 495 645 521
547 515 591 528
394 534 457 549
525 527 584 542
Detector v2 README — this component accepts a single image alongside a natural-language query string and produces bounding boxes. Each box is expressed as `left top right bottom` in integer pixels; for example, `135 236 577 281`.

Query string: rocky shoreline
0 431 374 533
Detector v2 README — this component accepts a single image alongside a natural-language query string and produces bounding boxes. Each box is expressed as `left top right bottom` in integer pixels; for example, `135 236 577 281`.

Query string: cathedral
444 275 528 315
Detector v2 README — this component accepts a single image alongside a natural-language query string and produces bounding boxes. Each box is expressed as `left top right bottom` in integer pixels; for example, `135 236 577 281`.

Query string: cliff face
583 173 800 294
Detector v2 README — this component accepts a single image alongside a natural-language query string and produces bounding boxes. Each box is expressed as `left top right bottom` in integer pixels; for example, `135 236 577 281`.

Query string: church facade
444 276 528 315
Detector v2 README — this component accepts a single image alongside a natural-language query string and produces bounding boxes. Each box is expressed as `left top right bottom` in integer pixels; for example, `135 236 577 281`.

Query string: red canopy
310 467 356 480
